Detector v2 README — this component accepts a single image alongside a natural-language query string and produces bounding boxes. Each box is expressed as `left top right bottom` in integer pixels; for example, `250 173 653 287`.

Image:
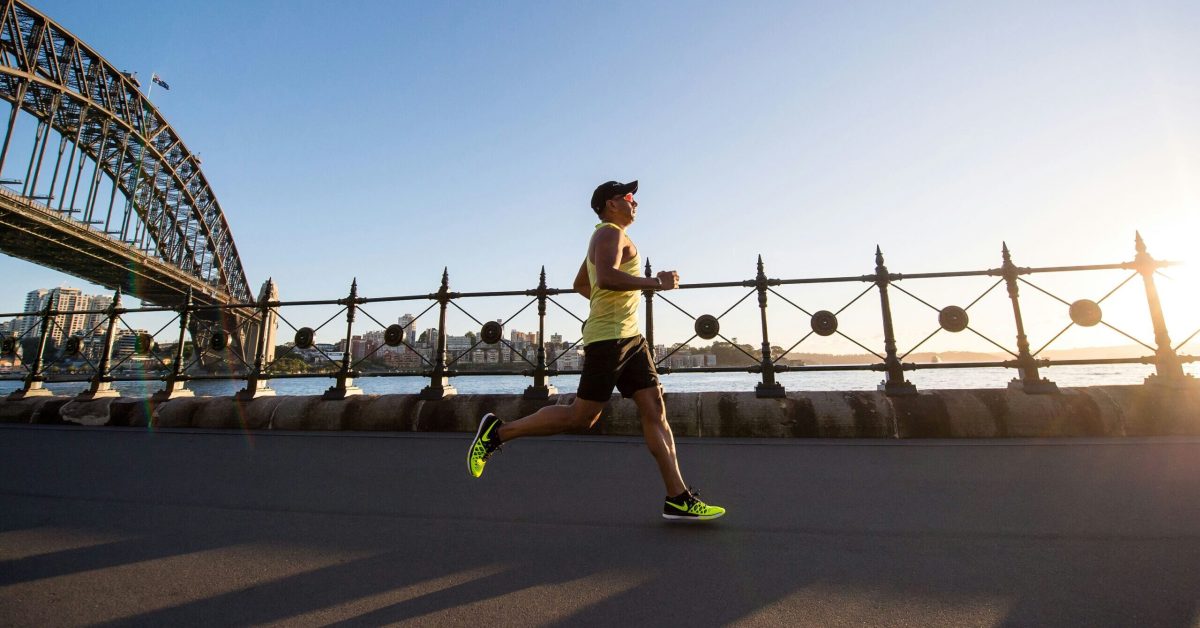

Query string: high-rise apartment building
16 289 49 336
16 288 115 347
398 314 417 345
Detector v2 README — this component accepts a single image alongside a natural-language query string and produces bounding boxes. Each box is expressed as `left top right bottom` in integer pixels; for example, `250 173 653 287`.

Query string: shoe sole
467 413 496 477
662 511 725 521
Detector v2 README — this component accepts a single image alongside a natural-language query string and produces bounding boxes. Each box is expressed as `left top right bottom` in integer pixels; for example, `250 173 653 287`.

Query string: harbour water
2 363 1197 398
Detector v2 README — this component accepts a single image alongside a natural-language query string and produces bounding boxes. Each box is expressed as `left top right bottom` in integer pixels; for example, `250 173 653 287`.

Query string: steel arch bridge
0 0 252 307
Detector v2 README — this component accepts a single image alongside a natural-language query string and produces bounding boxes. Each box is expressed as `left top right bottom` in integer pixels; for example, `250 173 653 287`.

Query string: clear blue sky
3 0 1198 355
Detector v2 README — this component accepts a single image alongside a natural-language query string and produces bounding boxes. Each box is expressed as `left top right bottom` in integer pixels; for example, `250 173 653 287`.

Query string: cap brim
616 180 638 196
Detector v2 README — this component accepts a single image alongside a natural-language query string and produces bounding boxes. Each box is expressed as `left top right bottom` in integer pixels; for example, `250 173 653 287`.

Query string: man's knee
634 388 666 420
569 400 603 430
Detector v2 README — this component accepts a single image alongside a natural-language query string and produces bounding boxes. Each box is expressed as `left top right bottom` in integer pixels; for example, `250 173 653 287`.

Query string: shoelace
670 488 707 513
685 489 710 513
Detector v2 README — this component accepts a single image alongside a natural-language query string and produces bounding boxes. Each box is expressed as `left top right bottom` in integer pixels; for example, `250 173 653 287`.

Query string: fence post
76 288 122 400
420 268 457 400
324 279 363 399
643 258 655 363
237 279 277 400
152 288 195 401
7 297 55 399
754 255 786 398
875 247 917 395
524 267 558 400
1001 243 1057 393
1133 232 1192 386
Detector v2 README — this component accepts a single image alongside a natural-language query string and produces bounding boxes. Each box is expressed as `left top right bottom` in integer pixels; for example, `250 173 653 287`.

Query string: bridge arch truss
0 0 252 304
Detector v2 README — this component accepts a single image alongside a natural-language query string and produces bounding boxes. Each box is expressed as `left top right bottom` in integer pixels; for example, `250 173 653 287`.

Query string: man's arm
573 260 590 299
592 228 679 291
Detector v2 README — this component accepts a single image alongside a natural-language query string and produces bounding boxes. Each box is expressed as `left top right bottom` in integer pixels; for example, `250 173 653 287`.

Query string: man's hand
656 270 680 290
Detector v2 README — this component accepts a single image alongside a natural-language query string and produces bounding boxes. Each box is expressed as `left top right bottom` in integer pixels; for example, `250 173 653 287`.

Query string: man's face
606 192 637 224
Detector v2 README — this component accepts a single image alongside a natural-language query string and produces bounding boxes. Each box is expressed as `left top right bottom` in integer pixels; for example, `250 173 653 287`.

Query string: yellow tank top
583 222 641 345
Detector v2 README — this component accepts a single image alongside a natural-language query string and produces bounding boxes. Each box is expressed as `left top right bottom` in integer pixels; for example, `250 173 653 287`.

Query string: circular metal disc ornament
481 320 503 345
938 306 969 333
384 324 405 347
2 337 18 355
294 327 314 349
694 314 720 340
210 331 228 352
811 310 838 337
65 336 82 355
1069 299 1102 327
137 333 155 354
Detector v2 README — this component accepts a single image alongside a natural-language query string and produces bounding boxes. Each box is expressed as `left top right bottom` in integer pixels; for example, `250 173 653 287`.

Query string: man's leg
631 386 726 520
467 396 607 477
497 397 606 441
631 386 687 497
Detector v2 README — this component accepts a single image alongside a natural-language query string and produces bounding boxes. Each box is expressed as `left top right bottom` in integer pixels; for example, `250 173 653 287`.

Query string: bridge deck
1 426 1198 626
0 186 232 307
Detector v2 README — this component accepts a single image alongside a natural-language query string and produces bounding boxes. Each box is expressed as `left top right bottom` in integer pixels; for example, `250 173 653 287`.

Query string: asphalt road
1 425 1198 627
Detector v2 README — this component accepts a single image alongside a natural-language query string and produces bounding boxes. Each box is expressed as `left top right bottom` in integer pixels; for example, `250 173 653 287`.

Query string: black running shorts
576 335 660 402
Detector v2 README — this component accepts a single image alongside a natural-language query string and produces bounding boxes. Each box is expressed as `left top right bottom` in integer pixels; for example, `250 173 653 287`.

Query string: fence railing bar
654 333 700 367
655 293 697 320
900 327 943 361
445 338 487 369
1097 320 1156 353
767 288 813 317
1095 272 1138 305
495 337 538 368
716 290 756 320
714 332 764 363
834 284 877 316
889 283 940 313
1016 277 1073 308
1032 322 1075 358
773 330 815 365
1174 328 1200 353
965 326 1019 359
964 279 1004 310
544 338 583 369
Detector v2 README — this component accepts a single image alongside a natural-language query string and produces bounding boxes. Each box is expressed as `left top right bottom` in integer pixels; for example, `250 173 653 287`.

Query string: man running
467 180 725 521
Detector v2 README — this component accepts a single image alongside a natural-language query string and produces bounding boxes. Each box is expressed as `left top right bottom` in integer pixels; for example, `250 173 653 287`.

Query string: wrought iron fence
3 233 1197 401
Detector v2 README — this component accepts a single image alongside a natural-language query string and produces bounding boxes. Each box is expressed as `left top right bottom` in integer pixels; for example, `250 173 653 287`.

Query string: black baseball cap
590 180 638 213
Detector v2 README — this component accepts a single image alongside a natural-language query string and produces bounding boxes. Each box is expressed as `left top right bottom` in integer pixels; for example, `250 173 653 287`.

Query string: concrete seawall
2 385 1198 437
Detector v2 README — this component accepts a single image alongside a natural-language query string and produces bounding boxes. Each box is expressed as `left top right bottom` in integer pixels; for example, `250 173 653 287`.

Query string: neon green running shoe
467 413 503 478
663 489 725 521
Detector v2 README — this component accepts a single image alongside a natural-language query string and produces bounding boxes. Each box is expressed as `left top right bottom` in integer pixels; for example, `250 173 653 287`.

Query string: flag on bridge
151 73 170 90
